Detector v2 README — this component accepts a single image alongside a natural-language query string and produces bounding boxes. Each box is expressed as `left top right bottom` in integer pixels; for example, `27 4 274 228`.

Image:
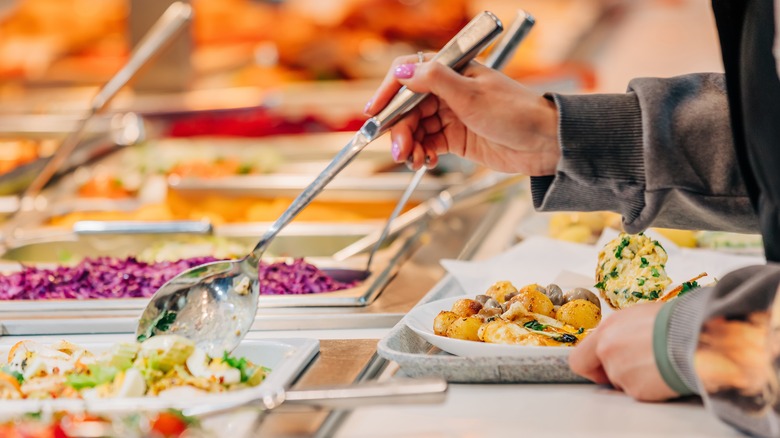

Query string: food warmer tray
0 222 420 313
0 184 531 336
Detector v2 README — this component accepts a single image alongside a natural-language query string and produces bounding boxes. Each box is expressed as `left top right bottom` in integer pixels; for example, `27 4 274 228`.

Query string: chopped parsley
554 334 578 343
524 320 547 331
651 267 660 278
609 269 619 279
637 277 646 286
137 310 178 342
594 281 606 290
631 291 644 299
678 281 701 297
614 236 631 259
640 257 649 268
647 290 660 300
576 328 584 334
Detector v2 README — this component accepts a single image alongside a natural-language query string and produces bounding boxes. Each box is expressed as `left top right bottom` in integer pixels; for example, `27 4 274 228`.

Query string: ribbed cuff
531 92 647 223
654 300 695 396
658 288 713 396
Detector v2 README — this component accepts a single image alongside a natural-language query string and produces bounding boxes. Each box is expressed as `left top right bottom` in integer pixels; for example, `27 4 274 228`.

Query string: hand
364 54 561 175
569 301 680 402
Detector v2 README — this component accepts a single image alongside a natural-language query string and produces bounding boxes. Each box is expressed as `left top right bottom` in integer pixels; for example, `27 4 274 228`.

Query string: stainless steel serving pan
0 221 423 313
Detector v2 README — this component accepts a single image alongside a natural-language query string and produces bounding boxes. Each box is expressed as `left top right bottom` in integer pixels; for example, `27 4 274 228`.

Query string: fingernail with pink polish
391 141 401 161
363 101 372 115
394 63 416 79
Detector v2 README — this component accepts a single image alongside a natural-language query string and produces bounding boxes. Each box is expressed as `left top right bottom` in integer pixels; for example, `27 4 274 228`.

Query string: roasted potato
450 298 482 317
433 311 459 336
555 299 601 329
484 281 517 304
445 317 483 341
507 286 555 317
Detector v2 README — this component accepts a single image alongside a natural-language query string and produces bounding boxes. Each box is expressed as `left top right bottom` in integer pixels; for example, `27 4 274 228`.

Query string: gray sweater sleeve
531 73 759 234
658 265 780 437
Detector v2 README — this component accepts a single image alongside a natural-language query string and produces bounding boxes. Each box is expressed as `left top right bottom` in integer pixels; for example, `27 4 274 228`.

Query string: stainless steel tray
0 222 421 313
376 274 587 384
0 180 531 335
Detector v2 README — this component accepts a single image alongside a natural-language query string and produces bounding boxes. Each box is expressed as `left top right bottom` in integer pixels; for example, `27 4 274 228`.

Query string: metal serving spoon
137 11 504 356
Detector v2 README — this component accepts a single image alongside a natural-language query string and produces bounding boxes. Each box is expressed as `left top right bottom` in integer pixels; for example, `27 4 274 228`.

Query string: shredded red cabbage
0 257 356 300
258 258 358 295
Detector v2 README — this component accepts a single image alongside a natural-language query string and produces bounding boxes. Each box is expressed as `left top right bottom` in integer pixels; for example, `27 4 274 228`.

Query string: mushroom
482 298 502 310
474 295 491 305
543 284 564 306
562 287 601 309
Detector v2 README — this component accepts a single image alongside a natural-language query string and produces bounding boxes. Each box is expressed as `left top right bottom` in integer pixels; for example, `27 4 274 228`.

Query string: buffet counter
0 327 739 438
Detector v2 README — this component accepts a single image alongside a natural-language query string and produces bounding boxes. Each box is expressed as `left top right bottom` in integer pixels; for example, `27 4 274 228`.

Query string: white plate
0 337 319 416
404 296 572 358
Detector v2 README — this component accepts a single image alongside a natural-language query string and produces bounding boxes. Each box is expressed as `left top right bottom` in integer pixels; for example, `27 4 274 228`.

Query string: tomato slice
150 412 188 437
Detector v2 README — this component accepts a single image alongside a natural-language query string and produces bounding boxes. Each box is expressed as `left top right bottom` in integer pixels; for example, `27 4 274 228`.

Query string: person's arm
655 265 780 437
532 73 759 234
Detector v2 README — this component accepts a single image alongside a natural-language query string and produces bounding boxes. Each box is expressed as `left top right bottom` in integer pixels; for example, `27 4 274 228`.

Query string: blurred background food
0 0 744 250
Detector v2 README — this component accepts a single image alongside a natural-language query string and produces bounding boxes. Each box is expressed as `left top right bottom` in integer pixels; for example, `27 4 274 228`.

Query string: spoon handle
182 377 447 418
249 11 503 260
354 10 536 266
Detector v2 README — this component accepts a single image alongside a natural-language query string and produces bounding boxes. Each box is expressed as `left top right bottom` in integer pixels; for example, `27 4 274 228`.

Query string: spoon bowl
136 257 370 356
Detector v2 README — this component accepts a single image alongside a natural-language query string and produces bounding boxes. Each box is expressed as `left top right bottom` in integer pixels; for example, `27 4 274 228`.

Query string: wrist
536 95 561 175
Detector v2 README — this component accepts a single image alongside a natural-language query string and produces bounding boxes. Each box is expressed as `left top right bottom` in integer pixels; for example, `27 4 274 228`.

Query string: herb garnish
614 237 631 259
678 281 701 297
137 310 178 342
554 334 577 343
640 257 649 268
524 320 547 331
651 267 660 278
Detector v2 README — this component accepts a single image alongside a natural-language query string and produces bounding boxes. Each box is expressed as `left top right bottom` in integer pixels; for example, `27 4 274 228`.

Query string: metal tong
361 10 536 267
245 11 504 262
8 2 192 233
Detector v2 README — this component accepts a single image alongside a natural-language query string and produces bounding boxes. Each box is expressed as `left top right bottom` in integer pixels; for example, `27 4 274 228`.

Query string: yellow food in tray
433 282 602 347
0 335 267 400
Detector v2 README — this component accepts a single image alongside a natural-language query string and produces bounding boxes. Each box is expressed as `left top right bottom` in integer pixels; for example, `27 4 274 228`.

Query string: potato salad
595 232 673 309
0 335 268 400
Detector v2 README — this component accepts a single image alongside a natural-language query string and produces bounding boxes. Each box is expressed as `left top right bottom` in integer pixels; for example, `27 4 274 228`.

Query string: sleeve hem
653 300 696 396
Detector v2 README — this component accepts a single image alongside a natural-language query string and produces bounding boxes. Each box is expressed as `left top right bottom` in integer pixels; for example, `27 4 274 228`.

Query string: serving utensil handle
182 377 448 418
21 2 192 202
247 12 503 261
361 11 503 140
